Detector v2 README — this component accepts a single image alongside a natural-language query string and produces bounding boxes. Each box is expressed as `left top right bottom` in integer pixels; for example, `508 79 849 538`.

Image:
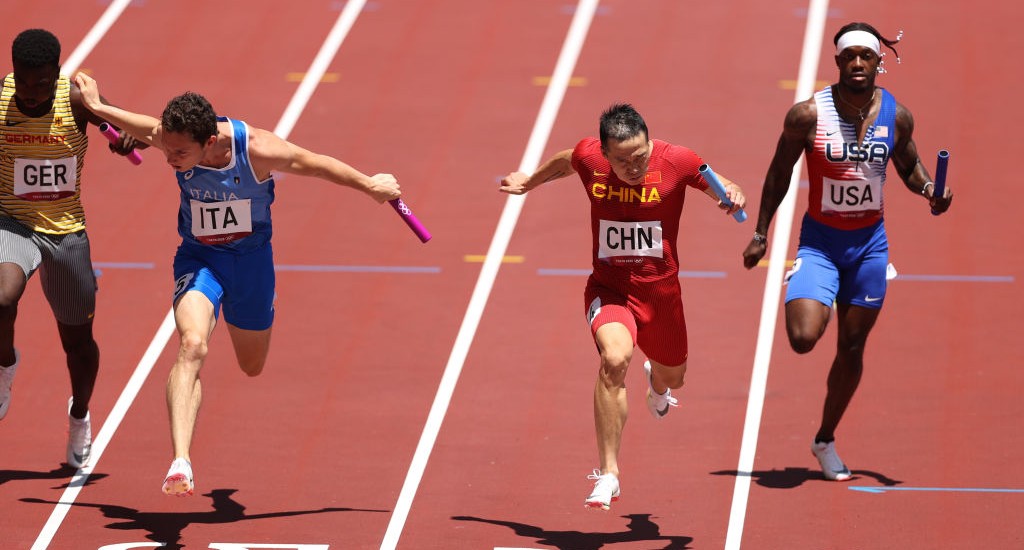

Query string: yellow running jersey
0 74 89 234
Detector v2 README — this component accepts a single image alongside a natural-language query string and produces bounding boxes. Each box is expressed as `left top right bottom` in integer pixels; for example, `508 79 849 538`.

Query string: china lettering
591 183 662 203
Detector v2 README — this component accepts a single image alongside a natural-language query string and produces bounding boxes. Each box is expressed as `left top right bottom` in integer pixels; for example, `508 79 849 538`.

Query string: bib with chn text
598 219 663 259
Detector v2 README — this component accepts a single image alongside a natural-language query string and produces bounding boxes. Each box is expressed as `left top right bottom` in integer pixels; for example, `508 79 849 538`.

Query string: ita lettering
198 205 239 231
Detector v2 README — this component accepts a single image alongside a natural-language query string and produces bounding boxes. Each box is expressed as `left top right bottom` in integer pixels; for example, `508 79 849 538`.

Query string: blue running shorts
172 242 275 330
785 214 889 309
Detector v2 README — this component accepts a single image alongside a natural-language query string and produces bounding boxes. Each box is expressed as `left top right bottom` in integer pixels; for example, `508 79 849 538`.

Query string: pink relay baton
389 198 431 243
98 123 143 165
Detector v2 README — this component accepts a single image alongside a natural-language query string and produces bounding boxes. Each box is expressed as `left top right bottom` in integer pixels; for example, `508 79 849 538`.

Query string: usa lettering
825 142 888 163
21 163 68 187
591 183 661 203
829 182 874 206
197 205 239 231
606 225 655 251
189 188 239 201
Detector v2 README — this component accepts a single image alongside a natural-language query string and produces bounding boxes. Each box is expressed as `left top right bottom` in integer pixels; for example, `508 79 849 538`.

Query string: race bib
598 219 663 259
190 198 253 244
13 157 77 200
821 175 882 214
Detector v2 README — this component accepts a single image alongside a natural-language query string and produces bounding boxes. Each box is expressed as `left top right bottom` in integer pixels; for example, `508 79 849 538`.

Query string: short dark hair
833 22 901 60
599 103 649 148
12 29 61 68
161 92 218 144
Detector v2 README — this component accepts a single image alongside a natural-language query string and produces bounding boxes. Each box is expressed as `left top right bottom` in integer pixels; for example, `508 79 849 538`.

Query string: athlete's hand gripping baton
699 164 747 223
389 198 432 243
99 123 143 165
931 150 949 216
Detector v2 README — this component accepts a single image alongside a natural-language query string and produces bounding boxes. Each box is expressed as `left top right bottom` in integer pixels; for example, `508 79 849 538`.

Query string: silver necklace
836 87 876 121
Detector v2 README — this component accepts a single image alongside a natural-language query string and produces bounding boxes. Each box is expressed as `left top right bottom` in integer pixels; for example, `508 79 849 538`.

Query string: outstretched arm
247 126 400 203
73 72 164 150
498 148 574 195
69 81 149 157
742 100 815 269
890 103 953 213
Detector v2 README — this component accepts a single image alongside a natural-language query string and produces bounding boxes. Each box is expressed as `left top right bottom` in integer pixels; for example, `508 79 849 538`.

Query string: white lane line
31 2 369 548
722 1 830 549
60 0 135 75
377 1 601 548
31 311 176 550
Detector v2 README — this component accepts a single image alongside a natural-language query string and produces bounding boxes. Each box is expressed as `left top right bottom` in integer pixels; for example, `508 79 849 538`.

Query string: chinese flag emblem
644 171 662 184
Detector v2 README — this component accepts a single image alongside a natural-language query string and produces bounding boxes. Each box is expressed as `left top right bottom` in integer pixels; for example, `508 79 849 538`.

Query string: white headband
836 30 880 56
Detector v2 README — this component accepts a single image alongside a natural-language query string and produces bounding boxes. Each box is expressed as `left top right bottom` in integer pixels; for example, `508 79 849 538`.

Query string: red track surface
1 1 1021 549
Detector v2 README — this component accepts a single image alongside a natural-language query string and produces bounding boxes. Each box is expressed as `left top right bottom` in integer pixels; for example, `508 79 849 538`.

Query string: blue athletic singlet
175 117 274 252
172 118 276 330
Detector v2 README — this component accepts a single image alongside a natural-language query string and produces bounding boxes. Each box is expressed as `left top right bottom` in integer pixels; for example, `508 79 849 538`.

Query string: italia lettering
22 163 68 187
606 226 655 251
825 142 889 163
189 188 240 201
829 182 874 206
591 183 661 203
198 205 240 231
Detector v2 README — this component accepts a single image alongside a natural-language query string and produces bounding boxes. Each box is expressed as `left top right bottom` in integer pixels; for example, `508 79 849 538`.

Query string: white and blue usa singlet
805 86 897 230
175 117 274 252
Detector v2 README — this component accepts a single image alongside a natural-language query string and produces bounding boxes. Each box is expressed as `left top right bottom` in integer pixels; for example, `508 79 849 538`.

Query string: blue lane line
538 268 727 278
894 274 1015 283
92 262 441 274
93 262 155 269
537 268 590 276
274 264 441 274
850 486 1024 494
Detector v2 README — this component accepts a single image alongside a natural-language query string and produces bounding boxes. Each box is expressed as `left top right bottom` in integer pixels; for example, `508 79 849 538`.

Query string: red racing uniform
571 137 708 366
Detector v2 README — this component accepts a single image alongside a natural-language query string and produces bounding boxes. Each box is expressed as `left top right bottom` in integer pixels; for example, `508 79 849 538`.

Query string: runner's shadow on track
23 488 388 550
710 467 902 488
0 466 108 489
453 513 693 550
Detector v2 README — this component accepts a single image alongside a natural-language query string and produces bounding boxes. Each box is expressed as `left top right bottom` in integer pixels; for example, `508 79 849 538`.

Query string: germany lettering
4 133 66 144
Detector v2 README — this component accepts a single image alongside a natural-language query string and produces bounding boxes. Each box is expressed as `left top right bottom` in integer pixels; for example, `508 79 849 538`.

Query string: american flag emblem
875 125 888 138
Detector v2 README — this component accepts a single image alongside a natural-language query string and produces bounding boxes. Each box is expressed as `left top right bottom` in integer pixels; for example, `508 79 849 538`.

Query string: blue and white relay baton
699 164 747 223
931 150 949 216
